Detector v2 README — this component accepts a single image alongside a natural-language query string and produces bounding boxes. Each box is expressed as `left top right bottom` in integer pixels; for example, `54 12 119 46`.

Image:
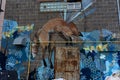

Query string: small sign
67 2 81 10
40 2 81 12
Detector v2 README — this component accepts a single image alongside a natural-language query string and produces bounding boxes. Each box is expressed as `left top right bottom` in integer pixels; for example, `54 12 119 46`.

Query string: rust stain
55 47 80 80
71 60 77 66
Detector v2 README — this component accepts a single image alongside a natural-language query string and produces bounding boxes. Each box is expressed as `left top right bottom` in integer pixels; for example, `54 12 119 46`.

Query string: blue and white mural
1 20 120 80
1 19 34 80
80 29 120 80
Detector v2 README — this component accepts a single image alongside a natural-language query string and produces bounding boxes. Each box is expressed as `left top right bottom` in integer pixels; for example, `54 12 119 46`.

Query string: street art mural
1 19 34 80
32 18 79 69
0 19 120 80
33 27 120 80
80 29 120 80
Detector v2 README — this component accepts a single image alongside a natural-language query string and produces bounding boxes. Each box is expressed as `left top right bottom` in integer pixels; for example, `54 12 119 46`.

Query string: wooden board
55 47 80 80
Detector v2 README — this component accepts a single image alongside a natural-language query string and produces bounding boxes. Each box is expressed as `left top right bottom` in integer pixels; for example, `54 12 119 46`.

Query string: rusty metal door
55 47 80 80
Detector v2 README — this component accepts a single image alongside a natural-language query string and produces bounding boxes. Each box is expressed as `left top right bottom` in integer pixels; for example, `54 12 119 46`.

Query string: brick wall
4 0 120 79
75 0 119 32
5 0 60 35
5 0 120 32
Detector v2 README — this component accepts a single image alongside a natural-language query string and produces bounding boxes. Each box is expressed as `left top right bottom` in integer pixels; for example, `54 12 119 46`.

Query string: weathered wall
5 0 60 35
74 0 119 32
5 0 120 32
4 0 120 79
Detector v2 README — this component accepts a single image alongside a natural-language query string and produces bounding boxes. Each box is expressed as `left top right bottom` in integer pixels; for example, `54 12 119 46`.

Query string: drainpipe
64 0 67 21
117 0 120 25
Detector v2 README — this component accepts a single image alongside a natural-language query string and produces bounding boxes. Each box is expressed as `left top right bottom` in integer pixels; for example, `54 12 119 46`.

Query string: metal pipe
117 0 120 25
64 0 67 21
